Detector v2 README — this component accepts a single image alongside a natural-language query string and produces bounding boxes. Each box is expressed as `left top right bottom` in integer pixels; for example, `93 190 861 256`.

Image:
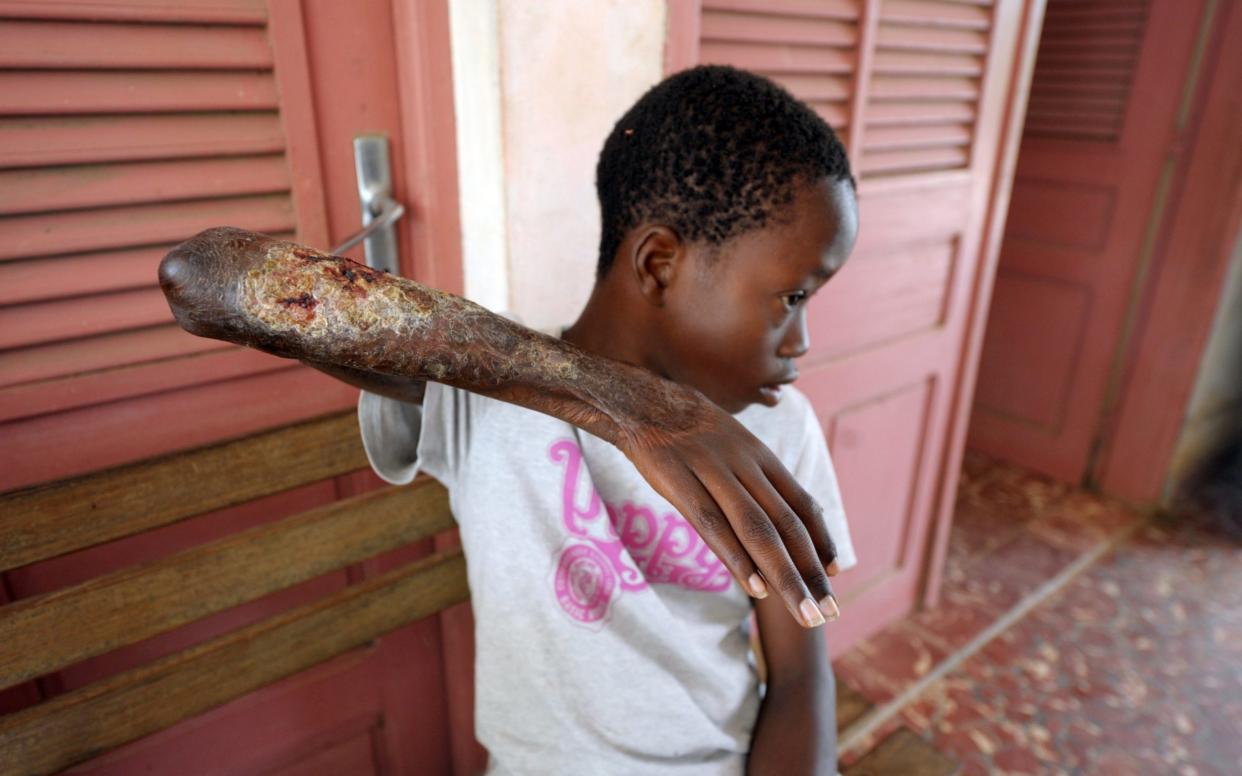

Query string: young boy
160 65 858 774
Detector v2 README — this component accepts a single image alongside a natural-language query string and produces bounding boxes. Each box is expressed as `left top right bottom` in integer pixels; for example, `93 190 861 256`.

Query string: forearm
747 673 837 776
159 228 707 448
162 227 846 631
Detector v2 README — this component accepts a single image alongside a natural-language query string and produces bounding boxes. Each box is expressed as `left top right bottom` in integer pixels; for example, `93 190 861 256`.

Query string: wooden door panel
812 181 973 363
275 729 385 776
0 0 465 492
1004 178 1116 252
828 379 935 582
975 272 1090 431
968 0 1209 484
800 362 948 654
996 238 1101 287
812 235 959 360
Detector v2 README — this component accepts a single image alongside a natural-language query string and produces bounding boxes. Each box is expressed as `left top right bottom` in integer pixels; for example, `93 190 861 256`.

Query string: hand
616 384 841 628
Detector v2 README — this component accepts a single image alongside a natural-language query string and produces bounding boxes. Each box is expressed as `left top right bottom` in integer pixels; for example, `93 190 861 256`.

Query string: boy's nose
777 310 811 359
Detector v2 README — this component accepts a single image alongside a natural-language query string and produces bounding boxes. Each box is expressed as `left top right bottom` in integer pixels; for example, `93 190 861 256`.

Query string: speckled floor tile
836 454 1140 705
835 453 1241 775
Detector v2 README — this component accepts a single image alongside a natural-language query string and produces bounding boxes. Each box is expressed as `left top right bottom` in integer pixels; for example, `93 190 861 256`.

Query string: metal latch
331 134 405 275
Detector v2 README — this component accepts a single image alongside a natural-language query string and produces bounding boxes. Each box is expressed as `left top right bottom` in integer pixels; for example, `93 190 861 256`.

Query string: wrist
571 357 714 451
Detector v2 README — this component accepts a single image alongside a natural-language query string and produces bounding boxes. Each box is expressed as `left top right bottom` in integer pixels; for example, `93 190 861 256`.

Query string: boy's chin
715 384 787 412
690 382 770 414
718 391 771 414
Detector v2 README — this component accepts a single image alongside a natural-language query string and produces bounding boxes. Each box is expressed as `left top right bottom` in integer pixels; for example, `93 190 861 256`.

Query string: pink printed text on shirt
548 439 733 625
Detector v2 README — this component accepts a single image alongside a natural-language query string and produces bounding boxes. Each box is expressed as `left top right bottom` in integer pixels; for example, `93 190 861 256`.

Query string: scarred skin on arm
160 226 840 629
168 227 712 452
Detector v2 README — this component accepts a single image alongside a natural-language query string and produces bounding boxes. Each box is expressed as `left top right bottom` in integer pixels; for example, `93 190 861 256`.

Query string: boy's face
658 176 858 413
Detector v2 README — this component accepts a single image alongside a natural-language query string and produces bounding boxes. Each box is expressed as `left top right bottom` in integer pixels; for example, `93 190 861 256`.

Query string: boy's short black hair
594 64 854 279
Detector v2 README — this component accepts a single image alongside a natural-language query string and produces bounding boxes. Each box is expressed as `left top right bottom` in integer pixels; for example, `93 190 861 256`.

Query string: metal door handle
330 135 404 275
331 198 405 256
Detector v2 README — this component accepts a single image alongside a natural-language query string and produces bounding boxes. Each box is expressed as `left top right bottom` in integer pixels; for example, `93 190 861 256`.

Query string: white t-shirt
357 378 855 776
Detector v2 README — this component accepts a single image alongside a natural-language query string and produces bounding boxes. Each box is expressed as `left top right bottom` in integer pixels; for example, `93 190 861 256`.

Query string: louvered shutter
860 0 991 176
1023 0 1150 143
0 4 473 774
0 1 355 489
698 0 993 179
687 0 1042 651
699 0 860 146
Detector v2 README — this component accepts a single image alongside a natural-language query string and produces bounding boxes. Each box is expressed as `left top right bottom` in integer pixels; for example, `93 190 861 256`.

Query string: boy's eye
780 291 808 312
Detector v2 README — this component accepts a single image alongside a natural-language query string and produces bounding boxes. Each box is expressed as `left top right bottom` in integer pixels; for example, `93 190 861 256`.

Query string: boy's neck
562 281 666 378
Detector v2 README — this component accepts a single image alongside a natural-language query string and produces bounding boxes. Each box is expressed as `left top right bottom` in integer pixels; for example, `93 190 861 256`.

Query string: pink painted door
0 0 462 491
672 0 1046 651
968 0 1212 486
0 1 480 773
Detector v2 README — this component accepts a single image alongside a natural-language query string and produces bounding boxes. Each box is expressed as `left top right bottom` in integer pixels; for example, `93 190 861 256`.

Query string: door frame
919 0 1048 605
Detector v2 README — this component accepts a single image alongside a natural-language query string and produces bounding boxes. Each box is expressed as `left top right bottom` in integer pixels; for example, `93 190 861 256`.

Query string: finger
740 466 838 621
699 470 828 628
764 459 840 576
656 463 767 599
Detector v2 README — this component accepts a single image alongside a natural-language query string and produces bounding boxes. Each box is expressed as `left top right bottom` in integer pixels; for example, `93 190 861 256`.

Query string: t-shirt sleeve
790 394 858 571
356 380 470 490
356 310 523 489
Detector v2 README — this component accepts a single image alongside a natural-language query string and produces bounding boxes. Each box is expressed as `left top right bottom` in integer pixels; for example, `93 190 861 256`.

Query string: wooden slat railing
0 476 452 690
0 409 464 776
0 547 468 775
0 410 366 572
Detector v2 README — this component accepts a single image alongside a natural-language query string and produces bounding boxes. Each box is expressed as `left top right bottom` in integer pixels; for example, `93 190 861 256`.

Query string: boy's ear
631 225 684 306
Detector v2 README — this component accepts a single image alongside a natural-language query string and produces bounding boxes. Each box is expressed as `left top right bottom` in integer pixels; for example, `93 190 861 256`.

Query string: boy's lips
762 373 799 388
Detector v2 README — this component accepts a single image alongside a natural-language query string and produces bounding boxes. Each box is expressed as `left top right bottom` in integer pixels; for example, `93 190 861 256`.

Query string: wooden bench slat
0 547 469 776
0 410 368 572
0 477 452 691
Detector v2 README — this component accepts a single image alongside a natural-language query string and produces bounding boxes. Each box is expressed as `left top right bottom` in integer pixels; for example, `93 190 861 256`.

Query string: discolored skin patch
240 242 435 342
160 227 711 449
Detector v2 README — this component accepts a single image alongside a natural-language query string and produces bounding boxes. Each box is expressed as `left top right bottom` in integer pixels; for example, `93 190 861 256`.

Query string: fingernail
827 560 841 576
819 594 841 622
799 598 826 627
748 573 768 598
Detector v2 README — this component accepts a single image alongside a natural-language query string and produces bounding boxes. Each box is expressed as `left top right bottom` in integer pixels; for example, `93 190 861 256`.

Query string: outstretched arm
159 227 840 629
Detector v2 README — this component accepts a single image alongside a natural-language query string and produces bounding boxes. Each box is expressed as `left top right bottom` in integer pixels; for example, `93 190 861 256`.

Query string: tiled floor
834 452 1242 775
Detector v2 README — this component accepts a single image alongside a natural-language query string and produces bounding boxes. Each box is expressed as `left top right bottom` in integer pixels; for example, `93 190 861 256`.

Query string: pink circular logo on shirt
554 543 616 624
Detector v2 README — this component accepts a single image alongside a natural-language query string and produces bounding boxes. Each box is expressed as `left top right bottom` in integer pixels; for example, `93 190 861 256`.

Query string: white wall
449 0 667 328
447 0 508 313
